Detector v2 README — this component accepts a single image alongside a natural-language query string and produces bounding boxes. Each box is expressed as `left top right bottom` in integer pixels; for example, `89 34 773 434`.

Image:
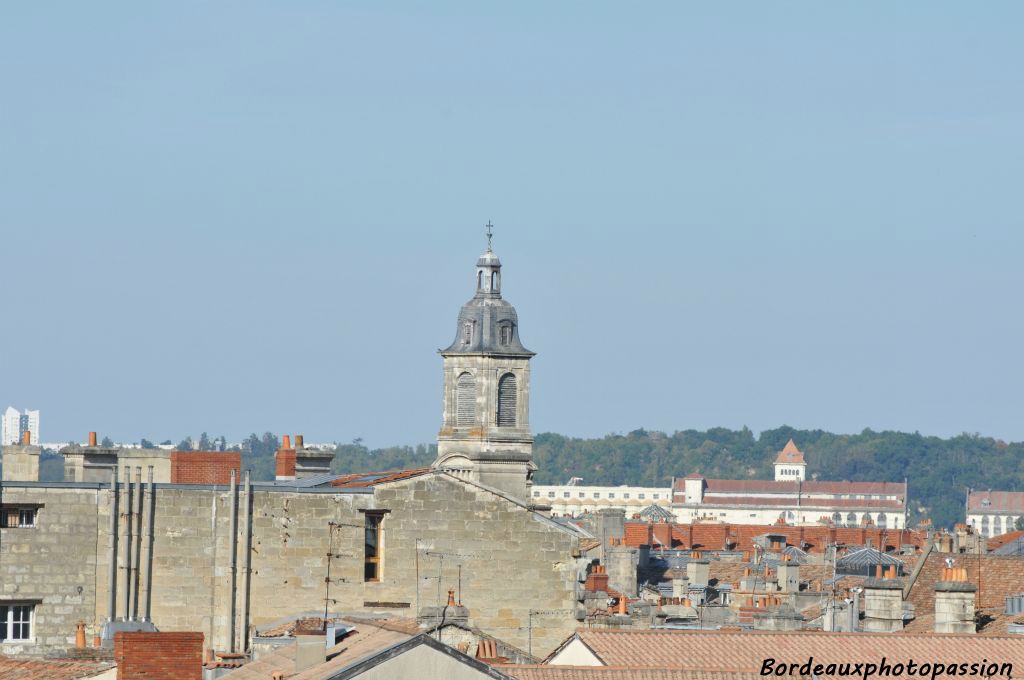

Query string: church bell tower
434 226 535 500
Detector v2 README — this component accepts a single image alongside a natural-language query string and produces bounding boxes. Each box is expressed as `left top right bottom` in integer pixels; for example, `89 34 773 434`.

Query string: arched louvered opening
456 372 476 426
846 512 857 526
877 513 888 528
497 373 517 427
832 512 842 525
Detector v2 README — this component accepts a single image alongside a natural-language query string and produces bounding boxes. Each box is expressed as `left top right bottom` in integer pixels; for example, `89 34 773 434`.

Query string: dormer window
499 324 512 345
462 322 473 345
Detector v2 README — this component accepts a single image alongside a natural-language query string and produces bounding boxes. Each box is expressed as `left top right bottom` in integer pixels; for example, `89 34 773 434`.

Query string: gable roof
774 439 806 465
505 668 766 680
325 633 515 679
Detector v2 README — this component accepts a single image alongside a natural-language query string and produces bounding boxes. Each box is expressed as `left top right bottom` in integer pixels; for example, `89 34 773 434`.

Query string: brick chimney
935 566 976 634
275 435 296 481
21 430 31 445
114 631 203 680
88 431 98 447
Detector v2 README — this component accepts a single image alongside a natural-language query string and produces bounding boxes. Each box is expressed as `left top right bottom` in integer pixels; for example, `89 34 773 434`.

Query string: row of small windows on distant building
533 491 662 500
976 515 1019 537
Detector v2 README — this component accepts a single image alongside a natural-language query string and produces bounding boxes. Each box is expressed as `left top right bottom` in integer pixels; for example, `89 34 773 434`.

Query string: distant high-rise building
2 407 40 446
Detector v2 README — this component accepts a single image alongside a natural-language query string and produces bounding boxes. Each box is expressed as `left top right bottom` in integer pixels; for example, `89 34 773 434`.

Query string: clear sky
2 3 1022 447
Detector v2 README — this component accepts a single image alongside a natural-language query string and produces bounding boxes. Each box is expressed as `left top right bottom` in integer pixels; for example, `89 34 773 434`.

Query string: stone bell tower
434 229 535 500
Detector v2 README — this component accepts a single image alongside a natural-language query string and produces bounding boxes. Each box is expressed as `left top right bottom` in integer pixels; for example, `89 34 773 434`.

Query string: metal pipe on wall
107 467 119 622
143 466 156 622
228 468 239 653
123 466 134 620
240 471 253 652
132 466 143 621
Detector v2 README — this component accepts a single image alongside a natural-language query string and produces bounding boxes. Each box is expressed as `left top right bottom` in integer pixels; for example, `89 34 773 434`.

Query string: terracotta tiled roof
504 667 765 680
989 530 1024 551
627 522 925 553
968 491 1024 513
224 618 411 680
0 657 115 679
563 629 1024 671
907 551 1024 614
330 468 432 488
774 439 806 465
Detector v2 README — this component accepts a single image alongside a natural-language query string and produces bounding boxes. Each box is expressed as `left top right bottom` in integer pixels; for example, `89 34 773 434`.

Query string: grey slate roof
835 547 904 575
442 249 533 356
640 504 675 522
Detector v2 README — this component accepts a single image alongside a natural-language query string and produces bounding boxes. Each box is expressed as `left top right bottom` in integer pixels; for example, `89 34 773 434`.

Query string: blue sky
1 3 1022 446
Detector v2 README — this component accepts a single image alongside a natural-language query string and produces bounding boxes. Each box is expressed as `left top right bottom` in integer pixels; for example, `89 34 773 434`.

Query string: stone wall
0 485 103 654
1 472 582 659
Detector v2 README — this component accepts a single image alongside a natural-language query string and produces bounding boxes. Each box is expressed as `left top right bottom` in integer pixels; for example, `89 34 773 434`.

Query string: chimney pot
282 434 291 449
875 564 883 578
88 432 97 447
447 589 456 607
295 434 304 448
75 621 86 649
618 597 627 615
21 430 31 445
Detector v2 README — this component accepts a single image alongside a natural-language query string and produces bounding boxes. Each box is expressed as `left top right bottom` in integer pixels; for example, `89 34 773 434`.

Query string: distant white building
531 482 672 517
966 490 1023 538
2 407 39 446
674 439 907 529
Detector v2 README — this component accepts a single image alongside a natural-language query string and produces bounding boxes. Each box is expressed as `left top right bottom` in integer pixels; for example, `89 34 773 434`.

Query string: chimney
686 559 710 586
291 434 334 479
295 434 304 449
21 430 31 445
777 560 800 593
447 589 456 607
935 566 976 634
89 431 98 447
861 565 905 632
75 621 86 649
275 436 296 481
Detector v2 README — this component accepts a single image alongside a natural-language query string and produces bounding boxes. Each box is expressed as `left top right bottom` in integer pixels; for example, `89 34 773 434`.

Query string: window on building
623 493 630 499
0 604 33 641
477 271 483 290
462 322 473 344
593 493 600 498
1 507 36 528
846 512 856 525
652 494 659 500
638 494 646 499
878 513 888 528
456 372 476 426
496 373 517 427
832 512 842 524
608 493 615 499
533 492 540 497
364 512 385 582
578 492 585 498
563 492 570 498
500 324 513 345
547 491 555 498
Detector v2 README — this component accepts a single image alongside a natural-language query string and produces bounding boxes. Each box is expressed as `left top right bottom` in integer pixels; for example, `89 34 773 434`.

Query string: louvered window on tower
497 373 517 426
456 372 476 426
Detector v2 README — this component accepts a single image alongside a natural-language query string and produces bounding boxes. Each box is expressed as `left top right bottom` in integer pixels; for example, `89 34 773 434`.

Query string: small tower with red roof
773 439 807 481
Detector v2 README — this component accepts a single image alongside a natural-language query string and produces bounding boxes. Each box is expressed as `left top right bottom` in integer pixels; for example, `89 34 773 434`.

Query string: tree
177 438 193 451
198 432 212 451
101 436 115 448
160 440 172 446
140 439 156 449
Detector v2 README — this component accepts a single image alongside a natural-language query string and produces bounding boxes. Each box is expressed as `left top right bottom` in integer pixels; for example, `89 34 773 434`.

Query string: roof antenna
485 220 494 251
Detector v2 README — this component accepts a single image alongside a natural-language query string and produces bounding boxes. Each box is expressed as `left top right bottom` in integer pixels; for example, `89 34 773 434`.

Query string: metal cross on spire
485 220 494 251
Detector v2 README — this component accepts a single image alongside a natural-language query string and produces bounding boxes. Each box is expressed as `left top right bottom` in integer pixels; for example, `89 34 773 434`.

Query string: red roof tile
774 439 806 465
0 656 115 680
562 629 1024 671
330 468 432 488
968 491 1024 513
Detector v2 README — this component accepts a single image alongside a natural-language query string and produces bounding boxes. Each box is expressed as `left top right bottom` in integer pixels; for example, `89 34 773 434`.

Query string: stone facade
0 471 583 659
1 442 41 482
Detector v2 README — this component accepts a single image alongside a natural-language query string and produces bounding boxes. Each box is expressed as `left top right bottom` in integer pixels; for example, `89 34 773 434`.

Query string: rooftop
773 439 806 465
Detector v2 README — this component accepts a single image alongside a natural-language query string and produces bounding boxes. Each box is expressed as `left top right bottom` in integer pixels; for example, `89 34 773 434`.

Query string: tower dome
442 247 534 356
